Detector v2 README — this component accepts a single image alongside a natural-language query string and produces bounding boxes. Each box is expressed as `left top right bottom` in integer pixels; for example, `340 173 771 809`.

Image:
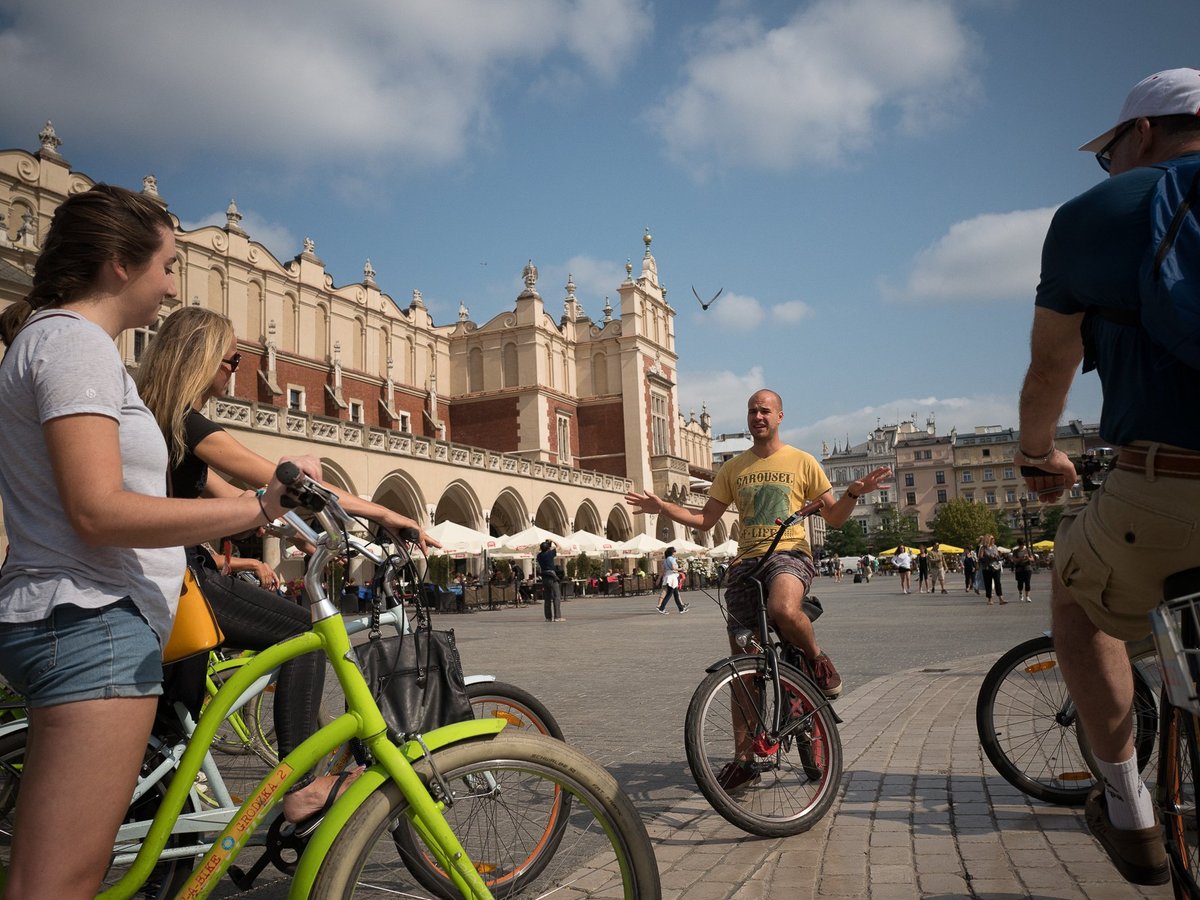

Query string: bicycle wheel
684 655 842 837
0 729 199 899
977 636 1158 805
467 681 565 741
211 683 279 761
310 732 661 898
1161 700 1200 895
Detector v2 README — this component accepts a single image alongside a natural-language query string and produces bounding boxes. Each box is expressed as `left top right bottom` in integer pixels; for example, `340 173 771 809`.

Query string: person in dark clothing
536 539 563 621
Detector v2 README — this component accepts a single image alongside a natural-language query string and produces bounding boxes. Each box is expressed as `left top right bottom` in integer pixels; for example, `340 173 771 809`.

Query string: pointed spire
363 258 376 286
602 295 613 322
624 258 633 282
225 199 245 234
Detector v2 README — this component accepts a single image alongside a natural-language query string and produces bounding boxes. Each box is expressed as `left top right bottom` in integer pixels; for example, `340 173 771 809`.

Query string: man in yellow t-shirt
626 389 891 787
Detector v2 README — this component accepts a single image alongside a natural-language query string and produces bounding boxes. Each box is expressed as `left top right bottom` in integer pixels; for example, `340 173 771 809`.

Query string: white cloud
0 0 652 166
645 0 980 175
677 366 768 434
772 300 814 324
180 209 299 265
699 291 765 330
882 207 1058 304
538 255 630 316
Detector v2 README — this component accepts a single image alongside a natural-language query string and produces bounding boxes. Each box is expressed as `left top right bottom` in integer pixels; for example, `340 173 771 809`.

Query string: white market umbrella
495 526 576 556
668 538 709 558
709 539 740 559
565 530 618 555
614 532 669 557
425 520 500 556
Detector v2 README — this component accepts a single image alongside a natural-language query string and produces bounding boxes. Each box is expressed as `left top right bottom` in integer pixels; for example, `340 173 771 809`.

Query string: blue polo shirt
1035 154 1200 450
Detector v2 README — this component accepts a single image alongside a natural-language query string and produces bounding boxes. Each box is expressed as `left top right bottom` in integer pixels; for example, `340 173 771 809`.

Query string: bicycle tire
466 680 565 741
210 681 279 761
1161 700 1200 895
0 729 198 899
977 636 1157 805
684 655 842 837
309 731 661 899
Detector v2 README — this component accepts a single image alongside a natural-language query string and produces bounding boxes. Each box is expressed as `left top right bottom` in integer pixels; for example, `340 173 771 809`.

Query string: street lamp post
1018 496 1033 547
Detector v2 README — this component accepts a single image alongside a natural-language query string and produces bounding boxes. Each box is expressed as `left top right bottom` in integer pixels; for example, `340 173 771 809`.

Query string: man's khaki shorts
1055 463 1200 641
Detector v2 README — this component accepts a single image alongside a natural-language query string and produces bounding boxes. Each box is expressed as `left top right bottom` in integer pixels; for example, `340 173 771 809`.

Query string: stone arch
729 522 741 543
532 493 569 536
208 266 227 316
604 505 633 541
712 521 728 545
434 480 485 531
282 293 298 352
248 279 266 344
592 351 608 395
572 500 603 535
319 459 357 497
486 488 528 538
353 315 366 371
371 470 427 526
655 517 677 543
502 342 519 387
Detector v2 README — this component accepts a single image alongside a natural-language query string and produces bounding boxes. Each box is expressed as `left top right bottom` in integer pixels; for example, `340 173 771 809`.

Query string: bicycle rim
311 732 660 898
685 656 842 837
976 636 1097 804
466 681 565 741
0 730 196 899
1162 702 1200 895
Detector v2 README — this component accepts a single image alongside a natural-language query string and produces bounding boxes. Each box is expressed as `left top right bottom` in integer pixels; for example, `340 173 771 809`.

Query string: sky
1 0 1196 457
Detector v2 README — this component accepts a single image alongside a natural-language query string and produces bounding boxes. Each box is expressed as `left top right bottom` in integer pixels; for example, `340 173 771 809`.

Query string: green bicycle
0 464 660 899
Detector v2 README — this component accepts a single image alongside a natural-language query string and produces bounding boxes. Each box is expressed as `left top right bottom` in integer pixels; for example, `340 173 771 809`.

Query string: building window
398 411 411 433
983 468 995 482
651 392 669 456
287 387 305 412
962 471 973 483
906 491 916 507
982 448 991 457
904 473 914 487
468 347 484 392
936 489 947 503
1006 490 1016 503
131 316 163 364
349 400 364 424
964 491 974 502
935 470 945 485
985 491 996 505
557 414 571 466
1003 466 1015 480
922 450 932 460
859 519 869 534
879 490 889 504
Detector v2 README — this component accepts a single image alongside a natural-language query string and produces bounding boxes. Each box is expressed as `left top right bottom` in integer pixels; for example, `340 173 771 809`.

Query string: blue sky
1 0 1196 456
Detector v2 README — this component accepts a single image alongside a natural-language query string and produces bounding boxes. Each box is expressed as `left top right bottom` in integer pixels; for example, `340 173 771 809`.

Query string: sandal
287 768 360 840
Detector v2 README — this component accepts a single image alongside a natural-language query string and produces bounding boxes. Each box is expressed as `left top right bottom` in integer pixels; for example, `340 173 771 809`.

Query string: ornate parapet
209 396 632 494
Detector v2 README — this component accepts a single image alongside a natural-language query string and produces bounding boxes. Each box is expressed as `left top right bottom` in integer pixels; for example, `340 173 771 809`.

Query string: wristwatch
1019 445 1055 465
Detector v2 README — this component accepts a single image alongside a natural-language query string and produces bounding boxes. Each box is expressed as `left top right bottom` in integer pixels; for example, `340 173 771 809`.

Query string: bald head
749 389 783 412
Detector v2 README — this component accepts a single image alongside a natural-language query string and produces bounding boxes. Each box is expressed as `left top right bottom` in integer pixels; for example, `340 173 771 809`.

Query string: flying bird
692 286 723 311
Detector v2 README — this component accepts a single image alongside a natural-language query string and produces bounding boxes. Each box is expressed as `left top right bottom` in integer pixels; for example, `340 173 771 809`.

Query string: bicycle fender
0 718 28 741
289 717 504 898
705 653 759 675
463 674 496 685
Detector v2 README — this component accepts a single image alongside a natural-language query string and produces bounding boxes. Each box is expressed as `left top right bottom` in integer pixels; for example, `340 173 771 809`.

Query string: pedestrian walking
927 545 948 594
963 549 978 593
1012 538 1035 602
893 544 913 594
979 534 1005 605
655 547 689 614
537 539 564 621
917 546 930 593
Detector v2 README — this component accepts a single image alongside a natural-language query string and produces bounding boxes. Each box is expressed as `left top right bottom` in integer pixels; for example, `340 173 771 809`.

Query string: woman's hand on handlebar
261 455 323 520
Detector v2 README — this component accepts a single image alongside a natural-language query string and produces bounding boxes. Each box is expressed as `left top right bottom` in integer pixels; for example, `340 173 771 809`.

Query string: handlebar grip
396 526 421 543
1019 465 1057 478
276 461 302 485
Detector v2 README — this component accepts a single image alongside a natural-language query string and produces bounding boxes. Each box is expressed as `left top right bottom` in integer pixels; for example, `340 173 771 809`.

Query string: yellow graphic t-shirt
710 445 831 559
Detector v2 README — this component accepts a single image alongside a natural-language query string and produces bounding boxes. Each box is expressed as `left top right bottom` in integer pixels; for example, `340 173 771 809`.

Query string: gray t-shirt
0 311 183 644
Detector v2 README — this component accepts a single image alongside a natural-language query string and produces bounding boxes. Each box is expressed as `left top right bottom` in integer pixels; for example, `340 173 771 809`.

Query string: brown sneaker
1084 786 1168 886
806 651 843 699
716 760 760 792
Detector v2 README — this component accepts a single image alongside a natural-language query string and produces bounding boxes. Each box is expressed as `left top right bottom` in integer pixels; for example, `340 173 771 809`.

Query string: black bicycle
683 499 843 837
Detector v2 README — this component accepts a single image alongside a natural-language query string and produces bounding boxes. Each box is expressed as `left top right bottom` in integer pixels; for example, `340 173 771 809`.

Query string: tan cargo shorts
1055 462 1200 641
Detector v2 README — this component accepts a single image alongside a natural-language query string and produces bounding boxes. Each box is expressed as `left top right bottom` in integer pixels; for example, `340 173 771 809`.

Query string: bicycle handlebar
732 495 827 584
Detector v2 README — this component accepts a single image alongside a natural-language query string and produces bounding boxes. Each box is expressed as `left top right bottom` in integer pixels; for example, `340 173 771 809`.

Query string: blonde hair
135 307 234 466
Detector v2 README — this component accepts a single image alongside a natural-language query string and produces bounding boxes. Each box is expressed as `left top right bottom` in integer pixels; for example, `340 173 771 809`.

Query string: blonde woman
0 185 317 900
136 306 437 829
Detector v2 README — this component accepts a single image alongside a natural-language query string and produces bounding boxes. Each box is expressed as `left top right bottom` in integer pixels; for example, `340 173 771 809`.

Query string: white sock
1094 754 1154 830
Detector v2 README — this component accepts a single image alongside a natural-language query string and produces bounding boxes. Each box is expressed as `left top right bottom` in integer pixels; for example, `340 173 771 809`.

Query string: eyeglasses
222 352 241 373
1095 120 1137 172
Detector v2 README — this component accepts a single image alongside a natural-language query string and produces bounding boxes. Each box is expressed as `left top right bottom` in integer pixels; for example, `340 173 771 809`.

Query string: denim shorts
0 599 163 708
723 550 818 633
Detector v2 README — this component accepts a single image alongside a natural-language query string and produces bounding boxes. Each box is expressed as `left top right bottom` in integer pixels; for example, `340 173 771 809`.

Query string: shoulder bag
163 566 225 664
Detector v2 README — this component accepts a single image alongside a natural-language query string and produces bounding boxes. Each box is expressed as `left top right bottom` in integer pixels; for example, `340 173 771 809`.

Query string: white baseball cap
1079 68 1200 152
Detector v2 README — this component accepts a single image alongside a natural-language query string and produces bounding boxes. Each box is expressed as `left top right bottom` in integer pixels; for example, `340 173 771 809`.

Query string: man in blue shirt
1017 68 1200 887
537 539 563 622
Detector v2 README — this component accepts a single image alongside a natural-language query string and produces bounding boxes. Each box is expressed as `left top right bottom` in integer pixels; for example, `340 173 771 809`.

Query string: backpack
1141 156 1200 367
1085 156 1200 370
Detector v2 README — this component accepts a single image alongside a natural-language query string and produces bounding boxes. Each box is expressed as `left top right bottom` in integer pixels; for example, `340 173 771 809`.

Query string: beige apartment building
0 124 737 571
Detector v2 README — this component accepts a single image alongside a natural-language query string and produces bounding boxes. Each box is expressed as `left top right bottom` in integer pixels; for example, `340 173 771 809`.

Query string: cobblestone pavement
216 571 1171 898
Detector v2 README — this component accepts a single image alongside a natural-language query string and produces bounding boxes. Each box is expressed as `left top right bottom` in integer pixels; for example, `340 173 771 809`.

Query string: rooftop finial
457 301 469 322
643 226 652 255
225 199 244 233
602 295 613 322
38 121 62 157
363 258 376 286
624 258 633 282
410 288 425 310
141 175 160 197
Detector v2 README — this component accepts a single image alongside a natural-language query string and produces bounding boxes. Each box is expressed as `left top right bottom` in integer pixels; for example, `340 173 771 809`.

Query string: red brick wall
450 397 520 451
546 399 580 465
578 400 627 477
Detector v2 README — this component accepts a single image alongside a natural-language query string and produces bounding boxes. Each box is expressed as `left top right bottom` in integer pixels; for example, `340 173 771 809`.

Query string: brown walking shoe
806 651 843 699
1084 786 1168 886
716 760 760 792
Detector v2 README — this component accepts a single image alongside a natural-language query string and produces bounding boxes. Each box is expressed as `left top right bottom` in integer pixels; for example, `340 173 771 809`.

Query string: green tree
929 498 1000 550
825 520 868 558
871 505 919 554
1037 505 1066 542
